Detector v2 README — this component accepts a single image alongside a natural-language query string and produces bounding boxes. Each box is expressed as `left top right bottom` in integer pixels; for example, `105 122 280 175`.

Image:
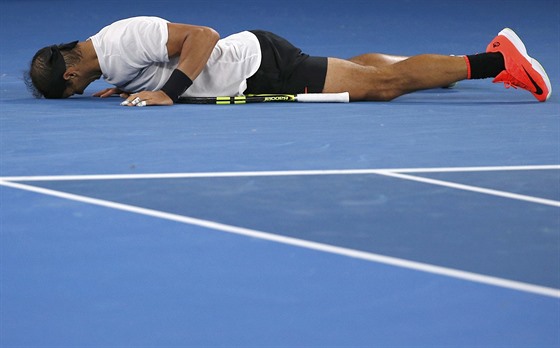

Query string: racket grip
296 92 350 103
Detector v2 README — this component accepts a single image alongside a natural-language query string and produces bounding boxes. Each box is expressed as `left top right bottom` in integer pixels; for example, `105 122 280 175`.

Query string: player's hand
93 87 128 98
120 91 173 107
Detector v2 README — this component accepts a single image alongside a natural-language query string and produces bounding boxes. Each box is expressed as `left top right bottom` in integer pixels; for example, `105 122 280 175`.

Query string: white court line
0 169 382 182
393 164 560 173
1 179 559 299
1 164 558 207
1 164 558 182
377 171 560 207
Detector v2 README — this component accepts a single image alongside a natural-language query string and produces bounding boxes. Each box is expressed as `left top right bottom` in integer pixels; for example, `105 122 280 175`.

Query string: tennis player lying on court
26 16 551 106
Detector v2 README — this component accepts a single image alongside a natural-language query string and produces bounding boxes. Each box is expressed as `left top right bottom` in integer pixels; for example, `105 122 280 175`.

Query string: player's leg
348 53 408 67
349 53 460 89
323 54 468 101
332 28 551 102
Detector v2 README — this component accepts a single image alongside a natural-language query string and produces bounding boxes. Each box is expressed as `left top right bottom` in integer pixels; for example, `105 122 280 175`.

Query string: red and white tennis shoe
487 28 551 102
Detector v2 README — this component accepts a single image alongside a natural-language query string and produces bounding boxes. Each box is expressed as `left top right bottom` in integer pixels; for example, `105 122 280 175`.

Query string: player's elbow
198 26 220 45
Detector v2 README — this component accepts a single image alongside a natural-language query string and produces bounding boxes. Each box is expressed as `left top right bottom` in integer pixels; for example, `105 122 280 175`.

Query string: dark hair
25 41 81 99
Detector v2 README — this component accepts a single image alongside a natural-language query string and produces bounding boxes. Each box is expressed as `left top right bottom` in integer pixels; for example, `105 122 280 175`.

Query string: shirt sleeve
90 16 172 88
117 17 170 66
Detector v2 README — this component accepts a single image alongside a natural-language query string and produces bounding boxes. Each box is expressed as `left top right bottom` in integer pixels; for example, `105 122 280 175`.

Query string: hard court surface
0 0 559 346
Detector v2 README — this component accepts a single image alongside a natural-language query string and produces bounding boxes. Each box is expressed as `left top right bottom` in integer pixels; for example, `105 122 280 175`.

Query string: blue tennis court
1 0 559 347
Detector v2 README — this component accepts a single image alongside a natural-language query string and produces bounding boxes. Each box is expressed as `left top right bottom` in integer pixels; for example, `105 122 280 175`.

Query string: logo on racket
263 96 292 102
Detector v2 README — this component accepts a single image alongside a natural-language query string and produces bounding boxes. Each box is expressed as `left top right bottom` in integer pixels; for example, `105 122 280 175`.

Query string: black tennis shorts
245 30 328 94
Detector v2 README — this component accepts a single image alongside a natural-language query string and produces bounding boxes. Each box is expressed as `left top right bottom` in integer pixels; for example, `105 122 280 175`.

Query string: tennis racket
176 92 350 105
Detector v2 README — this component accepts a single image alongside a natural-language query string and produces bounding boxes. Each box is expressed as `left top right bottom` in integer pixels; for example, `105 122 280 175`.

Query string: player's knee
359 88 400 101
376 90 400 101
366 73 404 101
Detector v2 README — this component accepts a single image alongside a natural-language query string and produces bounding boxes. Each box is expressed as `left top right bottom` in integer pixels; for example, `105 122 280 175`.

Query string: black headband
42 41 79 98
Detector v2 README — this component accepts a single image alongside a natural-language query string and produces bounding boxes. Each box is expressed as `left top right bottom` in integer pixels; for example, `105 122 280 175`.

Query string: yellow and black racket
176 92 349 104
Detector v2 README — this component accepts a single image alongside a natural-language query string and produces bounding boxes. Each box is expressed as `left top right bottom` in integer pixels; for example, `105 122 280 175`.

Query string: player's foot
486 28 551 102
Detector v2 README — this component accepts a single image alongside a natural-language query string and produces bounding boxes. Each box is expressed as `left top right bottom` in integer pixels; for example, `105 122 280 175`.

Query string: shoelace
494 69 533 92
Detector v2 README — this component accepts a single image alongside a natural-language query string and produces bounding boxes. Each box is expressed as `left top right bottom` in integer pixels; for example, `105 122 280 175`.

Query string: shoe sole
498 28 552 101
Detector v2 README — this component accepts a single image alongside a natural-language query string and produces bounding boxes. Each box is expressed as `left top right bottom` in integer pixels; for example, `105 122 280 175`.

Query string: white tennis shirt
89 16 262 97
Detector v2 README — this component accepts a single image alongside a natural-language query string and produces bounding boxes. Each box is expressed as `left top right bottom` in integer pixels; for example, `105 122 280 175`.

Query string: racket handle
296 92 350 103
